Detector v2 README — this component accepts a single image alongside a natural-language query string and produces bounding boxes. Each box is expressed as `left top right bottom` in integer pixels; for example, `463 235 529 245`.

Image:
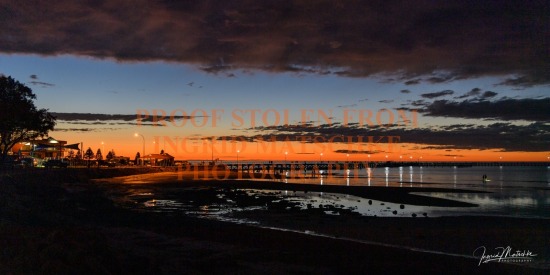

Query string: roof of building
142 153 175 159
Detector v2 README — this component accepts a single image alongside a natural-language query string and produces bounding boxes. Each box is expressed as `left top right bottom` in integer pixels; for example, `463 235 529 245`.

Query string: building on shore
11 137 80 160
141 152 175 166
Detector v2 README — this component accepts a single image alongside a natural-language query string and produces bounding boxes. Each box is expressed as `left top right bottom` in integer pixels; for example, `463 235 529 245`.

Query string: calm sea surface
113 166 549 269
276 165 550 218
122 165 550 219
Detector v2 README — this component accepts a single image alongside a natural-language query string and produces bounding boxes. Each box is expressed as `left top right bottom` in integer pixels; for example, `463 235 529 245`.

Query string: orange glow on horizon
50 130 549 162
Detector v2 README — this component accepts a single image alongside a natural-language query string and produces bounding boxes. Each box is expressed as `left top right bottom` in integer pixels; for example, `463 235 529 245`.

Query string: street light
134 133 145 157
285 151 288 163
101 141 104 153
320 152 323 162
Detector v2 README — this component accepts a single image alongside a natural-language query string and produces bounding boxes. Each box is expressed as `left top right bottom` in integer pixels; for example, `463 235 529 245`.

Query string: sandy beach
1 168 548 274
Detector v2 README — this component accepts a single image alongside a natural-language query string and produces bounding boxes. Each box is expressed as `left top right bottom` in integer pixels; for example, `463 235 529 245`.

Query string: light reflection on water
276 166 550 189
136 189 550 219
277 166 550 218
122 166 550 219
112 166 550 270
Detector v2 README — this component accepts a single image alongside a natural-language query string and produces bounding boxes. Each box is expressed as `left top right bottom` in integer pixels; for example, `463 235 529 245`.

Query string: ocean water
281 165 550 188
121 166 550 219
277 165 550 218
113 166 550 269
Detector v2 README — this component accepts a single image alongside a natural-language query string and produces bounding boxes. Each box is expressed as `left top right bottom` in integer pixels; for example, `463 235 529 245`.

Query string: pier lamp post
320 153 323 163
134 133 145 158
285 151 288 163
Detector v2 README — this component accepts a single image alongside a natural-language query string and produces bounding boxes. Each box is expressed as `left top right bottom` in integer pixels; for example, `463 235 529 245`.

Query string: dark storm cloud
226 121 549 152
455 88 481 99
409 100 427 107
52 112 195 126
27 74 55 87
418 122 550 152
54 127 120 132
400 90 411 94
404 79 421 85
334 149 381 155
418 98 550 121
1 0 548 86
426 74 455 84
420 90 454 99
336 104 358 108
454 89 497 100
28 81 55 87
498 74 550 88
481 91 498 99
53 113 144 121
54 128 94 132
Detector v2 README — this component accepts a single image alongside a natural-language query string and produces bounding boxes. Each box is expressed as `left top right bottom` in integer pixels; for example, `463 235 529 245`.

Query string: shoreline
1 168 548 273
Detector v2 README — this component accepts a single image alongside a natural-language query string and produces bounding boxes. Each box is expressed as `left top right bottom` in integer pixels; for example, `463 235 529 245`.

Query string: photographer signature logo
473 246 537 266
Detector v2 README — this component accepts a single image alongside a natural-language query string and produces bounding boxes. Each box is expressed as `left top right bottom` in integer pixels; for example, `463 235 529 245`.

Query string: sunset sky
1 0 549 161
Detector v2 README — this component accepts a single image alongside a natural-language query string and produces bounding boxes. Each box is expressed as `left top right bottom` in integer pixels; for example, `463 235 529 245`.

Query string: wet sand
1 169 548 274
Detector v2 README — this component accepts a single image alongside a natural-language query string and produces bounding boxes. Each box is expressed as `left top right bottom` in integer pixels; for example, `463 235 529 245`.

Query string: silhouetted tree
106 151 113 161
75 150 82 165
96 149 103 168
84 147 94 168
0 76 56 167
68 150 75 166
